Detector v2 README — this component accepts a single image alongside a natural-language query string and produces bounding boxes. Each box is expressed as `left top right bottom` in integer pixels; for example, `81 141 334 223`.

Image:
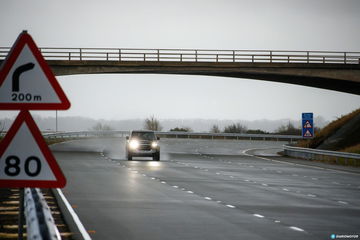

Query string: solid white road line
56 189 92 240
253 214 264 218
242 148 360 176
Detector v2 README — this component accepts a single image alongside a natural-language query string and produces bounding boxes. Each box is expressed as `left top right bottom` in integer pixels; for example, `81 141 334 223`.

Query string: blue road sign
302 112 314 138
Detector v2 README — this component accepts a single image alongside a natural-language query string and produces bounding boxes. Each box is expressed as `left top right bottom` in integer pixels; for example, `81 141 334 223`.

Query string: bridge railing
1 47 360 64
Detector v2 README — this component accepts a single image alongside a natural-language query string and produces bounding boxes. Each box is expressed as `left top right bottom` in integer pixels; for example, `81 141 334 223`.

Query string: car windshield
131 131 156 140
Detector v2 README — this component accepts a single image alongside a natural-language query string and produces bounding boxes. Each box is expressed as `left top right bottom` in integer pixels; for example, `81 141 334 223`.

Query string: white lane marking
311 178 318 180
289 226 305 232
307 194 317 197
282 188 289 191
229 176 234 178
216 201 222 203
226 205 236 209
142 174 147 177
204 197 212 200
55 189 92 240
274 220 281 223
253 214 264 218
262 183 268 187
338 201 348 205
216 172 221 175
161 181 166 184
151 177 156 180
245 179 250 182
173 186 179 188
187 191 194 194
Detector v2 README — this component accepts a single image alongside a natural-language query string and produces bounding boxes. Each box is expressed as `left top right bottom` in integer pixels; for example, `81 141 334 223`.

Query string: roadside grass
45 137 76 145
0 136 76 145
296 108 360 150
340 143 360 154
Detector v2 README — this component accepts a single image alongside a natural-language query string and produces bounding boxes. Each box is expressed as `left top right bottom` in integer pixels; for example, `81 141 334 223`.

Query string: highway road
52 138 360 240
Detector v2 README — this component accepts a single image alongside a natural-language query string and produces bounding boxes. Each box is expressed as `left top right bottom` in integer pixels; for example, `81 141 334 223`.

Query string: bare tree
210 124 221 133
275 122 301 135
91 122 113 131
170 127 192 132
223 123 247 133
144 116 162 131
0 120 5 136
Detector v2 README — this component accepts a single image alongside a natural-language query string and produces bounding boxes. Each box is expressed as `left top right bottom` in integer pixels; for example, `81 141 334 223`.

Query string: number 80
4 155 41 177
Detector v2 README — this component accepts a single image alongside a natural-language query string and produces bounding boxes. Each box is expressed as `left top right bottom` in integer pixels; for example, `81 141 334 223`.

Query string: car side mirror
126 136 129 140
157 137 160 140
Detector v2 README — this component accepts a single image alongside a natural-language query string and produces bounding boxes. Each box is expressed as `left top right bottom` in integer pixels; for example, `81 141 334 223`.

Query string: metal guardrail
284 145 360 164
24 188 61 240
44 130 128 138
43 130 302 142
1 47 360 64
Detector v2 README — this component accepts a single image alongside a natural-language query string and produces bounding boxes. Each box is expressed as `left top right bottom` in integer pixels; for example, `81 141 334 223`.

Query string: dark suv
126 130 160 161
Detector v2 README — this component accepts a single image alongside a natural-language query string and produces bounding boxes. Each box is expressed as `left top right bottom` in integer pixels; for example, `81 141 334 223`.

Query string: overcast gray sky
1 0 359 121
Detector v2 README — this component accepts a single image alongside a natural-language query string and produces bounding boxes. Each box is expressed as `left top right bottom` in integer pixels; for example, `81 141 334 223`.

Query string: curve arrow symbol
12 62 35 92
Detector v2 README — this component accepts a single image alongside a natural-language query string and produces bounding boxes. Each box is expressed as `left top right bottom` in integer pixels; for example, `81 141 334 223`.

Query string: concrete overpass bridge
1 47 360 95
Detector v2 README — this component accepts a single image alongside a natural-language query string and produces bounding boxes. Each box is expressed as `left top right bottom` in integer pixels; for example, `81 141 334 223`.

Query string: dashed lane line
102 155 309 235
289 226 305 232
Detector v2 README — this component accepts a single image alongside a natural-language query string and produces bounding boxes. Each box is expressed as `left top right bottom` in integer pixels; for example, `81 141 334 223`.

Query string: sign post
0 31 70 239
302 112 314 138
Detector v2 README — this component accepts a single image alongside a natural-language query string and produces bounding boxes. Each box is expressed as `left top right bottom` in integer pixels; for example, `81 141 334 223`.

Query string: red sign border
0 31 71 110
0 110 66 188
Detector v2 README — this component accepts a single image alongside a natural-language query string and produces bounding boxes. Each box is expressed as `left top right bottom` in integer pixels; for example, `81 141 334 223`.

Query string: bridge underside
16 60 360 94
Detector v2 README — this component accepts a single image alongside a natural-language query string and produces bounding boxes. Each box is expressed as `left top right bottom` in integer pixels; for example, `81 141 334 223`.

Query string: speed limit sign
0 110 66 188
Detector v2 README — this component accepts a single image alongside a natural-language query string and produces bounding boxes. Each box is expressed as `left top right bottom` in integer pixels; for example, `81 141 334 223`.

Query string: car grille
139 141 151 151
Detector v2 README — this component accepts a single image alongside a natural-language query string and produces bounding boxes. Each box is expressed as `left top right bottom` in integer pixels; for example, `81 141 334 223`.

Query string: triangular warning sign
0 31 70 110
304 120 312 129
0 110 66 188
303 129 313 137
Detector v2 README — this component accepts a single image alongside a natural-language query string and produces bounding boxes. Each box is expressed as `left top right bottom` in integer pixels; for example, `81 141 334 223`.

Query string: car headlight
129 140 139 149
151 141 158 148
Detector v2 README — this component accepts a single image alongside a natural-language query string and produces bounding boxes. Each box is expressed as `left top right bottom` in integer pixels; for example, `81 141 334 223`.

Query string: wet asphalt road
52 138 360 240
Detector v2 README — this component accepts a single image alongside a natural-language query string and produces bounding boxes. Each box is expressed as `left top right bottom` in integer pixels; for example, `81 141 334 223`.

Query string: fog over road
51 138 360 240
